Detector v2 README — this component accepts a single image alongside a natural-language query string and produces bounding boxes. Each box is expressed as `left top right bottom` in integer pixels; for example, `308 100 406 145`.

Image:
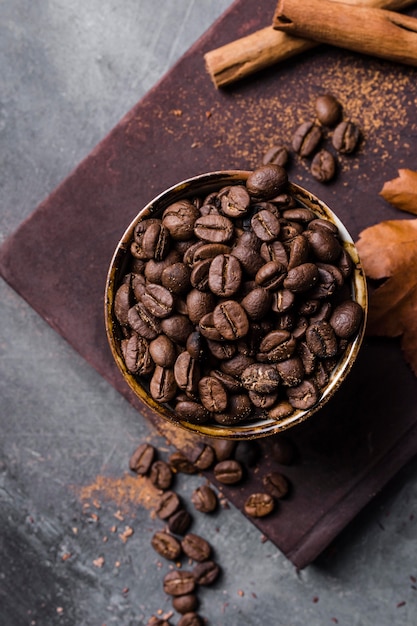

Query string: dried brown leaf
380 169 417 215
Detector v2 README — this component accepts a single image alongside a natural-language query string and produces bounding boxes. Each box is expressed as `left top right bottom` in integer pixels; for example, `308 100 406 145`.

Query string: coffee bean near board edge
187 444 215 470
129 442 155 475
213 460 243 484
155 490 181 519
167 508 192 535
244 492 275 518
192 560 221 586
181 533 211 562
163 569 195 596
169 451 197 475
151 530 182 560
150 461 174 491
262 472 290 499
191 484 218 513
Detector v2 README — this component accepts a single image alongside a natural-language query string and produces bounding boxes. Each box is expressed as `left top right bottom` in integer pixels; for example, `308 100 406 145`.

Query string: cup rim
104 170 368 440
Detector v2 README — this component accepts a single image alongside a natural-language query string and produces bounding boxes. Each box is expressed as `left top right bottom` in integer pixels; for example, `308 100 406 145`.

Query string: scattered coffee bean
167 508 193 535
191 484 218 513
150 460 174 490
192 560 221 586
151 530 182 560
244 492 275 517
292 121 322 157
311 149 336 183
315 94 343 127
169 451 197 475
172 594 199 615
213 460 243 485
332 120 361 154
129 442 155 475
188 444 215 470
181 533 211 562
262 472 290 499
163 569 195 596
262 145 289 168
155 490 181 519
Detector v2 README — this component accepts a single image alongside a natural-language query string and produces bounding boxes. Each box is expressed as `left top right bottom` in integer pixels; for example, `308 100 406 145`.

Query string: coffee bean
244 492 275 517
315 94 343 127
162 200 199 241
214 393 252 425
149 335 177 368
305 228 342 263
189 444 215 470
262 145 289 168
127 303 160 340
258 330 296 363
220 185 251 217
129 442 155 475
192 242 231 263
212 439 236 461
163 569 195 596
161 262 191 294
286 379 319 409
150 461 173 491
122 334 154 375
246 164 288 200
198 376 228 413
160 314 194 344
155 490 181 519
240 287 271 321
151 530 182 560
263 472 290 498
191 484 218 513
249 389 278 409
268 400 294 420
178 613 204 626
330 300 364 338
114 282 132 326
283 262 319 293
150 366 177 404
181 533 211 562
141 221 170 261
251 209 281 242
255 260 286 291
169 451 197 475
172 595 199 615
311 149 336 183
213 459 243 484
292 121 322 157
190 258 211 291
167 508 192 535
241 363 281 394
192 560 221 586
208 254 242 297
194 214 234 243
306 320 338 358
175 400 210 424
213 300 249 340
332 120 361 154
174 351 200 397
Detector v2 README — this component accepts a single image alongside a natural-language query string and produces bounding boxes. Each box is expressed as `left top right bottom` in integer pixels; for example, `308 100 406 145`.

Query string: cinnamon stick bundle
204 0 416 88
273 0 417 67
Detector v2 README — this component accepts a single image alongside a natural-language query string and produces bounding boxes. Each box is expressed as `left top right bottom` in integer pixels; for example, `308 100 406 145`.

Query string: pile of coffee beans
131 434 294 625
263 94 362 183
113 163 364 429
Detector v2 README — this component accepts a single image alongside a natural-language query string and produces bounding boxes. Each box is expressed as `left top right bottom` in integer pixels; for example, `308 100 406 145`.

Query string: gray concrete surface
1 1 417 625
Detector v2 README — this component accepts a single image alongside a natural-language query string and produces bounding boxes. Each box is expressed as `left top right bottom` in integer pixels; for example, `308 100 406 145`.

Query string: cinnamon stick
273 0 417 67
204 0 416 88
